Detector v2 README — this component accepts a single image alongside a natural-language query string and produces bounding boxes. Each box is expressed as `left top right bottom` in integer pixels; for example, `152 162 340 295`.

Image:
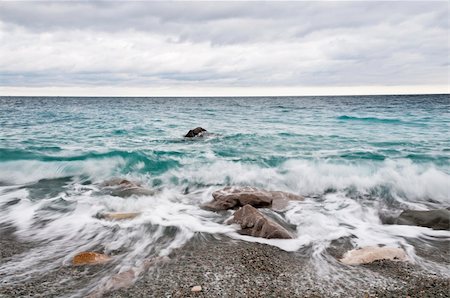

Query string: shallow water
0 95 449 295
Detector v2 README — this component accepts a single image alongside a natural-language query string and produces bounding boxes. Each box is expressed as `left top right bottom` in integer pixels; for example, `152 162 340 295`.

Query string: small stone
97 212 141 221
72 251 111 266
191 285 202 292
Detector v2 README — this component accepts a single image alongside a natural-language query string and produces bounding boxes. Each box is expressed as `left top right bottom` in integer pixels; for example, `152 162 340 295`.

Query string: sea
0 95 449 294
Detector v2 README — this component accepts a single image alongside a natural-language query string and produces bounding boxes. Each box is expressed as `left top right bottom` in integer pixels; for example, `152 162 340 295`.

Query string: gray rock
397 209 450 230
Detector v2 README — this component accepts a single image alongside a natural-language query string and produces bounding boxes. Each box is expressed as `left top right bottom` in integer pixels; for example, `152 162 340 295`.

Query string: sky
0 1 448 96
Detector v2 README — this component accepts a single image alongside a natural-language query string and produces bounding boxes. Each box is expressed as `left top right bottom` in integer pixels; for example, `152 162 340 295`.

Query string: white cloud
0 1 448 96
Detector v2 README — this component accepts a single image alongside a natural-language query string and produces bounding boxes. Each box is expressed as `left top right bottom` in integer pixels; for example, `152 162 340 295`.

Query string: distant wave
337 115 403 124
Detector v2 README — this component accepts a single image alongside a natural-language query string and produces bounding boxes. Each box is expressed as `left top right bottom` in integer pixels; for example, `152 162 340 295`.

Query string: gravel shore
105 235 449 298
1 231 449 298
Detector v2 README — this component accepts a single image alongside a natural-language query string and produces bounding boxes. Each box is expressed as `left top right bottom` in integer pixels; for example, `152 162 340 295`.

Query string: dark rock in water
201 186 303 211
396 209 450 230
184 127 207 138
100 178 155 198
232 205 294 239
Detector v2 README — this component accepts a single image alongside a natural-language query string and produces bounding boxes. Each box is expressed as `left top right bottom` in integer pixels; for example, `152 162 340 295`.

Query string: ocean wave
337 115 403 124
0 150 182 184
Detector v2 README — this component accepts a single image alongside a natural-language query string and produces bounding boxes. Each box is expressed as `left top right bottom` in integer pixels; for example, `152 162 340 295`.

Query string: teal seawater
0 95 449 293
0 95 449 190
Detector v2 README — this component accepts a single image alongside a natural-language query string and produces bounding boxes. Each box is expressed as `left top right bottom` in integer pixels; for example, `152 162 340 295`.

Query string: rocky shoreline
1 229 448 298
1 173 449 297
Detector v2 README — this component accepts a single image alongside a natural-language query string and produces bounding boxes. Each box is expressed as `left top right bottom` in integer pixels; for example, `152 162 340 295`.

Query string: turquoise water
1 95 449 184
0 95 449 294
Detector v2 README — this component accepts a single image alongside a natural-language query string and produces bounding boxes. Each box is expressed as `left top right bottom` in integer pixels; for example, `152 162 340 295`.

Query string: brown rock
340 246 408 265
232 205 294 239
72 251 111 266
202 186 303 211
97 212 141 221
185 127 207 138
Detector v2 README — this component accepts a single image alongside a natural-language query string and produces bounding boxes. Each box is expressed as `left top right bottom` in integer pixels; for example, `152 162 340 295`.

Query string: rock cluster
203 187 300 239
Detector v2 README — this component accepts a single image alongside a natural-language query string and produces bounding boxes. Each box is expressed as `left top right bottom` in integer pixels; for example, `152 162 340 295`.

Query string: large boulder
100 178 155 197
340 246 408 265
201 186 303 211
231 205 294 239
72 251 111 266
184 127 207 138
396 209 450 230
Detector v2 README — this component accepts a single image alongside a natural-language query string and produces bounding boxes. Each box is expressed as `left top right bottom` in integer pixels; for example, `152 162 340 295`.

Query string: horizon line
0 84 448 97
0 92 449 98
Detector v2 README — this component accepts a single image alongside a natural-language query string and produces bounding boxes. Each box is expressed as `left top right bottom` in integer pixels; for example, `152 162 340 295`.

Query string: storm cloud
0 1 448 95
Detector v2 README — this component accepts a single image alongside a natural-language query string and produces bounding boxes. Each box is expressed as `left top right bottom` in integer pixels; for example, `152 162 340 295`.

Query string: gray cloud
0 1 448 93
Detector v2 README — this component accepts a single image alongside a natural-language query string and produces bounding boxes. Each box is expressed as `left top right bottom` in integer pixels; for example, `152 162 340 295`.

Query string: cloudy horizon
0 1 448 96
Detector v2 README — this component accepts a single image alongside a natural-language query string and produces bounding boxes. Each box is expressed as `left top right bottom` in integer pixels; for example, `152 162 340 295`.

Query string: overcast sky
0 1 448 96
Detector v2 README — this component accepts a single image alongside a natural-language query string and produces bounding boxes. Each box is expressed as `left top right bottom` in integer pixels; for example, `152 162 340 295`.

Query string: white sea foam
161 158 450 204
0 157 449 293
0 157 125 184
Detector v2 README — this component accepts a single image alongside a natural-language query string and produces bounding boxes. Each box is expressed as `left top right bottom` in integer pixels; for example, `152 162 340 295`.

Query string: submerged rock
72 251 111 266
396 209 450 230
101 178 140 188
100 178 155 197
97 212 141 221
184 127 207 138
340 246 408 265
232 204 294 239
202 186 303 211
87 256 170 297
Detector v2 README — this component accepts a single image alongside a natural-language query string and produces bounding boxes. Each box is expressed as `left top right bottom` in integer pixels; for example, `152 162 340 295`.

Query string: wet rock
201 186 303 211
191 285 202 292
340 246 408 265
97 212 141 221
396 209 450 230
100 178 155 198
232 205 294 239
184 127 207 138
72 251 111 266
